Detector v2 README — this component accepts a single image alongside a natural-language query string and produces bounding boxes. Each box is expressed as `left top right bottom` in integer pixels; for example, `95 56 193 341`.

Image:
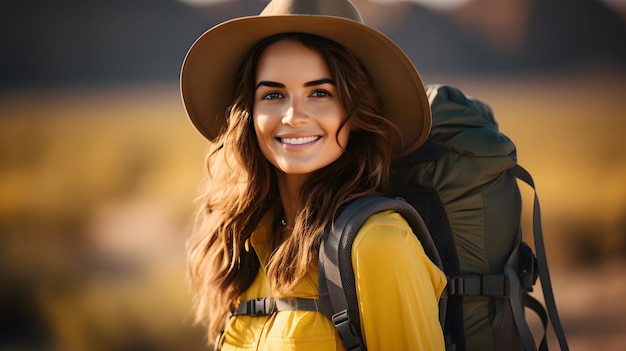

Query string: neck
276 171 309 229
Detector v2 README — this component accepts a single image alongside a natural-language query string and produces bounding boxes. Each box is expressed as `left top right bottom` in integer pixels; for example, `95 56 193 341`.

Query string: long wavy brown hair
186 33 400 342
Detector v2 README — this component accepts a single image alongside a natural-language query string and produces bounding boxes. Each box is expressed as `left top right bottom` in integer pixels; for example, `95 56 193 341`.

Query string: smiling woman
180 1 446 350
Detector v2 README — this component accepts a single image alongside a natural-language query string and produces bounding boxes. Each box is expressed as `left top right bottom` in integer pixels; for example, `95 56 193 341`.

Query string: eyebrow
305 78 336 87
255 78 336 90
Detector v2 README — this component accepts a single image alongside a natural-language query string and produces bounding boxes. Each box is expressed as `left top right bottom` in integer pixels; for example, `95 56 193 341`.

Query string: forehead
256 39 331 81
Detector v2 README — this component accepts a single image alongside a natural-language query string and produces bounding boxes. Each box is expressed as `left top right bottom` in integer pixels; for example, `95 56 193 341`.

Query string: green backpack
317 84 569 351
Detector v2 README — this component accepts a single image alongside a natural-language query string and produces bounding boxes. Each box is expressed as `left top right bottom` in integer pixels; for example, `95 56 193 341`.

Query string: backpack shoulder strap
318 195 446 351
508 164 570 351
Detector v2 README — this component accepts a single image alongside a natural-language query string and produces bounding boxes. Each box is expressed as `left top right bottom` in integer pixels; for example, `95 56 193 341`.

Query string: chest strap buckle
234 297 275 316
233 297 320 316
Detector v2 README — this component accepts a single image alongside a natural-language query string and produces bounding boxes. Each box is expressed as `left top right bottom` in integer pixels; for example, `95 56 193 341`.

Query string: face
253 39 350 177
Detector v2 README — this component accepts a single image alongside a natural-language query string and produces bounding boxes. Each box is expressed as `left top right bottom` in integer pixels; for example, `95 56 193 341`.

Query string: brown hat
180 0 431 157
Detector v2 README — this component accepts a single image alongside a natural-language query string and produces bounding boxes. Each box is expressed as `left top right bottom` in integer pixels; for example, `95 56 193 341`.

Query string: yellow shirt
218 207 447 351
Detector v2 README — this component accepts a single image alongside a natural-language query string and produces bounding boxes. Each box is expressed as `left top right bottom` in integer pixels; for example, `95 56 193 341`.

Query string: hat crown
260 0 363 22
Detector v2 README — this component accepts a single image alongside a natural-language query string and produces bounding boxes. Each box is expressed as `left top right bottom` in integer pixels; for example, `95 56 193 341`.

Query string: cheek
252 102 281 134
253 112 270 138
253 113 275 161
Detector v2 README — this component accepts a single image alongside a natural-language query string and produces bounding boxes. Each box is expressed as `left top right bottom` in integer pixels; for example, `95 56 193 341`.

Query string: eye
262 92 284 100
311 89 332 98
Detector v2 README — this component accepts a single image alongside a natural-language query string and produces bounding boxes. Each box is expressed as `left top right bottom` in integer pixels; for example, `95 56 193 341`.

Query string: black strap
505 239 538 351
233 297 320 316
391 147 464 349
525 294 550 351
318 195 446 351
509 165 570 351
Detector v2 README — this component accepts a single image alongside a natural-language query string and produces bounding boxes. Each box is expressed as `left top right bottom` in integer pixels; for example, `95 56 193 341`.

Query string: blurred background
0 0 625 350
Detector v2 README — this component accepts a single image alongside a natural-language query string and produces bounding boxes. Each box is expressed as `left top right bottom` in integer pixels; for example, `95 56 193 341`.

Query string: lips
279 136 321 145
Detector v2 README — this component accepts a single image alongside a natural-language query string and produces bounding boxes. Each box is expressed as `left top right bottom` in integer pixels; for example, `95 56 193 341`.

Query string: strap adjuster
519 242 539 292
332 310 365 351
238 298 275 316
448 274 509 298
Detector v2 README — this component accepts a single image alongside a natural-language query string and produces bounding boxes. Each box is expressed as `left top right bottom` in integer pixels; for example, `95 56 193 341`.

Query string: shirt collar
245 200 281 268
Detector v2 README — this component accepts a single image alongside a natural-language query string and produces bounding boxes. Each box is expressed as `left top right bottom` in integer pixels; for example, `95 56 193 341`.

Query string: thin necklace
274 215 288 249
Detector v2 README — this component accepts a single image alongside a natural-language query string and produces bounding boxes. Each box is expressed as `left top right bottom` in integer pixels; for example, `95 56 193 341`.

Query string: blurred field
0 84 209 350
0 71 625 350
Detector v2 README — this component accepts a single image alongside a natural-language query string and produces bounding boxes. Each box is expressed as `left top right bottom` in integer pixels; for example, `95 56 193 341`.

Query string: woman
181 1 446 350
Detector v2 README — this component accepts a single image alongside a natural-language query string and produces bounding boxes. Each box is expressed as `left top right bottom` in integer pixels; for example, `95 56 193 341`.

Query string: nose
281 99 307 126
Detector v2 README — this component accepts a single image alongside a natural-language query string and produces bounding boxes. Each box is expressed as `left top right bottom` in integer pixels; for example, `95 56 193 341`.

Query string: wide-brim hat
180 0 431 157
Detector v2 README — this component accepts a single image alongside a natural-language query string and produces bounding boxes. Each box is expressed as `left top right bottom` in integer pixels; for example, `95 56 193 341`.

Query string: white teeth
280 136 320 145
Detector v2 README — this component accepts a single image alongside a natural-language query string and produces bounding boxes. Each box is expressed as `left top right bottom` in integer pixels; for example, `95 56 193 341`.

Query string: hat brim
181 15 431 157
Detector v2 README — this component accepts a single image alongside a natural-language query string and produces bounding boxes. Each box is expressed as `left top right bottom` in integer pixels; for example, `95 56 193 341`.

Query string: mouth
278 136 322 145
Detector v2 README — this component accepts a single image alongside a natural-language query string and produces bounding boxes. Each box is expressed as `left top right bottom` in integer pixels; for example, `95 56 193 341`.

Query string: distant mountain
522 0 626 69
363 0 626 73
0 0 231 89
0 0 624 90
